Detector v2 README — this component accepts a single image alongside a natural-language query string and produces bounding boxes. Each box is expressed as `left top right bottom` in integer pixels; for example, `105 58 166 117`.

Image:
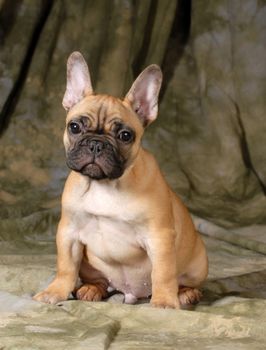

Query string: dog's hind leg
74 257 108 302
178 235 208 306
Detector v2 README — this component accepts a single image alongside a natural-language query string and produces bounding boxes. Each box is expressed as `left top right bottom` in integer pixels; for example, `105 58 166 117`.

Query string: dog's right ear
62 52 93 111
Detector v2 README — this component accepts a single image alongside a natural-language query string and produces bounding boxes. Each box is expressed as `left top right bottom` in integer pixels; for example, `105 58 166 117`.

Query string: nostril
95 143 103 154
88 140 104 155
89 140 96 153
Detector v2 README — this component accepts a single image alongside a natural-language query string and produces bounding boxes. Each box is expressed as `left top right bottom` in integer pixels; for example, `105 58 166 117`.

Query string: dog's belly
78 214 152 299
88 253 152 300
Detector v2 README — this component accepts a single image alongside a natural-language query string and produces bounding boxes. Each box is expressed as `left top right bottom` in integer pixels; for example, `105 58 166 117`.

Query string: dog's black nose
88 139 104 155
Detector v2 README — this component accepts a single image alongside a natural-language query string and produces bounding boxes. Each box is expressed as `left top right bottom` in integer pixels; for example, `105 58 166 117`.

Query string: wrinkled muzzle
66 136 126 180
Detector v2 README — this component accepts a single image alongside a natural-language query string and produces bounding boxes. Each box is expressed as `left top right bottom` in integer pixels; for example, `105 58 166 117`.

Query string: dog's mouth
79 160 124 180
66 140 126 180
80 162 106 179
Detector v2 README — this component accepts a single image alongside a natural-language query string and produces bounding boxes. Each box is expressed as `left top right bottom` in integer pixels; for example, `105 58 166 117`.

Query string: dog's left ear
125 65 162 127
62 51 93 111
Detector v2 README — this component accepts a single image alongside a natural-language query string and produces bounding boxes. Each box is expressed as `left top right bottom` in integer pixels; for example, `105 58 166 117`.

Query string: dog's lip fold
81 162 106 179
82 160 124 180
67 159 124 180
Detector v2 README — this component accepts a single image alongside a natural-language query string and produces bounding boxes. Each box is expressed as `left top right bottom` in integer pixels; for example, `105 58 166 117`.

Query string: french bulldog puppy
34 52 208 308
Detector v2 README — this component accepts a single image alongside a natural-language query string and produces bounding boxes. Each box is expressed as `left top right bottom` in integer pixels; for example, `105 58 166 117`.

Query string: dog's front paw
33 289 67 305
151 295 180 309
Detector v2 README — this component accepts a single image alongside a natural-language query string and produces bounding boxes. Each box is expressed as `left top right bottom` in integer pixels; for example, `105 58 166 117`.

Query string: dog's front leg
147 228 179 309
33 216 83 304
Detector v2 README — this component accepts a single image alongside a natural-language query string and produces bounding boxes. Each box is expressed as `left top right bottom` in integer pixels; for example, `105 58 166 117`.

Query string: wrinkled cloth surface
1 0 266 349
0 209 266 349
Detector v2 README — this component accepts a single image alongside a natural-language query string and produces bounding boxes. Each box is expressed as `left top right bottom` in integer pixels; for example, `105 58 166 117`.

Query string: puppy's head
62 52 162 180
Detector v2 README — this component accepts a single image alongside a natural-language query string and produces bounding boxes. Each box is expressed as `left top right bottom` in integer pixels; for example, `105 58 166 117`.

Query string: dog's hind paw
178 287 202 305
75 284 107 302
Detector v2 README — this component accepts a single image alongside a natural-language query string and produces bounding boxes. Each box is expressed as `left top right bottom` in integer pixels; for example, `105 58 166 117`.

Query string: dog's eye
118 130 132 143
69 122 81 134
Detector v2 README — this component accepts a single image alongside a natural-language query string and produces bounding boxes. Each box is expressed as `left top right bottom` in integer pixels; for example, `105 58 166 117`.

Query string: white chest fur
66 179 148 263
82 180 139 220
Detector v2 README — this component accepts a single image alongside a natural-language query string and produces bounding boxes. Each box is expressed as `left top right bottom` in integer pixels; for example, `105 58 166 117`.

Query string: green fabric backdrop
1 0 266 226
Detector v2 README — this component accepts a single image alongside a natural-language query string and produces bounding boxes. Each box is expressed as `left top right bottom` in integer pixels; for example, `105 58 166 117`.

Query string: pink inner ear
132 77 159 125
62 52 93 111
134 96 150 124
125 64 162 125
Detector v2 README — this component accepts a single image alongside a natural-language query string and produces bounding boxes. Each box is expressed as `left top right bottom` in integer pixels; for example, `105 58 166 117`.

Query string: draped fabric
1 0 266 226
1 2 266 349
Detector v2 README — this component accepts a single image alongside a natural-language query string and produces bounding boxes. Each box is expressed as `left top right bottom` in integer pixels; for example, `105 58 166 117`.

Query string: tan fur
34 53 208 309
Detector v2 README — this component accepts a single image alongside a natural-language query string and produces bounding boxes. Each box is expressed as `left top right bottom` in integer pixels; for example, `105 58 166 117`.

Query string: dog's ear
62 52 93 111
125 65 162 127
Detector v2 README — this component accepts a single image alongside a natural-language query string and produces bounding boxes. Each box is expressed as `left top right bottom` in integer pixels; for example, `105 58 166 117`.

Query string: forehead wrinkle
67 94 130 130
97 96 122 131
97 101 107 130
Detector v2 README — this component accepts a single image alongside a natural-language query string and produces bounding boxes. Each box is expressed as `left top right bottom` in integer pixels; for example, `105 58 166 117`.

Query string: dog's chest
81 181 140 220
73 181 147 262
